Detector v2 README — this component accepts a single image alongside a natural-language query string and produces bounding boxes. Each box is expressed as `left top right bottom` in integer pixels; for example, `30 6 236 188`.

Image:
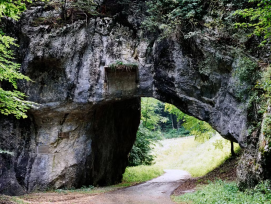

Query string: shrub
128 124 157 166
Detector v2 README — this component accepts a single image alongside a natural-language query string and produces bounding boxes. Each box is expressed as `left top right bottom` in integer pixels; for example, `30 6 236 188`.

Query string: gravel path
85 169 191 204
19 170 191 204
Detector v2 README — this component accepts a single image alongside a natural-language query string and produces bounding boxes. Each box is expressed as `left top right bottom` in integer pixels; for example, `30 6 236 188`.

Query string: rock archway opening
127 97 238 171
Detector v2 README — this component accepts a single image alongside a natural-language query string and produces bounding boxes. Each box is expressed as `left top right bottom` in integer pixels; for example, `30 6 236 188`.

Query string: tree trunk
231 141 236 157
61 0 67 21
144 99 149 128
170 114 174 129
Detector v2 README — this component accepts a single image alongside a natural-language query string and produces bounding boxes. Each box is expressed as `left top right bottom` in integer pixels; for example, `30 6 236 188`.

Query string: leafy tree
235 0 271 46
141 98 168 131
0 0 30 20
165 103 216 142
128 98 168 166
0 0 37 118
128 124 156 166
164 103 238 156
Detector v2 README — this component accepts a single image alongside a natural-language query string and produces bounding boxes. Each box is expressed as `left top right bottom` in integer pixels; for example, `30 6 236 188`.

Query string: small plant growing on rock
108 61 138 71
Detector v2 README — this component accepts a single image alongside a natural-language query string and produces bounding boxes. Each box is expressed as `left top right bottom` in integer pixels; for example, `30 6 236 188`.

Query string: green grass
172 180 271 204
10 197 28 204
122 135 240 185
153 135 241 177
123 165 164 183
0 195 29 204
123 135 240 183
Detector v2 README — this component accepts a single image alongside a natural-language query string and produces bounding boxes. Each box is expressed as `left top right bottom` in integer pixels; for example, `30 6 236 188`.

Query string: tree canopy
0 0 37 118
235 0 271 46
164 103 216 143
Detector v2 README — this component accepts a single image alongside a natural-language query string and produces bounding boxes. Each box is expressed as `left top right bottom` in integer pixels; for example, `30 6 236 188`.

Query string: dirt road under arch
20 170 191 204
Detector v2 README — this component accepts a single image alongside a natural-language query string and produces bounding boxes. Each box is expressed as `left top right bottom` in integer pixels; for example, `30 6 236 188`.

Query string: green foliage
108 61 137 70
233 56 259 101
213 138 230 150
123 165 164 183
165 103 216 142
164 103 185 121
263 115 271 137
234 57 258 83
255 66 271 109
258 66 271 96
248 65 271 137
129 98 169 166
173 180 271 204
142 0 204 38
153 135 240 177
0 0 32 20
162 127 190 139
141 98 168 131
0 1 38 119
129 98 195 166
124 135 241 186
183 116 216 143
128 124 156 166
235 0 271 46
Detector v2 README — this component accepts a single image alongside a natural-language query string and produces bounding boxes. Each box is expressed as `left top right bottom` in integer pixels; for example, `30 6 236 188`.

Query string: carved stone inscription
37 145 50 154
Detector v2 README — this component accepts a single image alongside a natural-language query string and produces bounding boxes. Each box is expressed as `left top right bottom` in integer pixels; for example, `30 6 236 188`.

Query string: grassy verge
172 180 271 204
123 165 164 183
0 195 29 204
153 135 241 177
121 135 241 186
122 135 241 184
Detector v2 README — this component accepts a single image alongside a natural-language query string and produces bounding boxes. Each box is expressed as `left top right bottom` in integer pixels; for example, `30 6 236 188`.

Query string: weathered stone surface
0 98 140 194
0 0 265 195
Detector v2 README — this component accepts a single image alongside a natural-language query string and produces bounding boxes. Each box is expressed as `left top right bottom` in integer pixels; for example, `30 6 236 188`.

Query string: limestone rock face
0 98 140 194
0 1 256 195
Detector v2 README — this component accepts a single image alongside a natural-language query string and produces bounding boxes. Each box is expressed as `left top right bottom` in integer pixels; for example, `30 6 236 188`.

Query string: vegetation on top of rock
143 0 271 53
30 0 99 27
235 0 271 47
108 61 138 71
142 0 249 39
233 56 260 102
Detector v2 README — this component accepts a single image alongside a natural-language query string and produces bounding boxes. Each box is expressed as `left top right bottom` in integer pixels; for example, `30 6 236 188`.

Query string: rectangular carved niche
37 145 50 154
58 132 70 139
104 66 139 96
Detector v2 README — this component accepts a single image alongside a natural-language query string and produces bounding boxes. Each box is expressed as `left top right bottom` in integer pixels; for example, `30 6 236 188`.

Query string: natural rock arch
0 3 262 195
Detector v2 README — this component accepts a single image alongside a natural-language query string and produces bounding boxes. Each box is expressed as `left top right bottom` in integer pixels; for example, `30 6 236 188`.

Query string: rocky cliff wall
0 0 267 195
0 98 140 195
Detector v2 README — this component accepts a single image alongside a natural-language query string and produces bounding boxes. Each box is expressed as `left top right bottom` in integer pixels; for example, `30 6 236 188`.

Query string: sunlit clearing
152 134 241 177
